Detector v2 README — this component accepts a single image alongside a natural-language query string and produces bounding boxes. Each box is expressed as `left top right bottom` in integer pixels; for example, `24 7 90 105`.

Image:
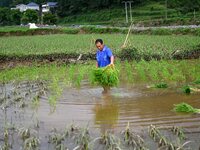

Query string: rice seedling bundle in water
92 65 119 87
155 83 168 88
182 85 191 94
173 102 200 113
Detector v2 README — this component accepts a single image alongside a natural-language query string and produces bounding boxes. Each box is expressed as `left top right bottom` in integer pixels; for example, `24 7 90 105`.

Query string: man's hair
95 39 103 45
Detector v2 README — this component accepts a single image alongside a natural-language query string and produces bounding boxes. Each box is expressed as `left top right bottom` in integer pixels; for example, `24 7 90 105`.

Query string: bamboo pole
122 22 133 48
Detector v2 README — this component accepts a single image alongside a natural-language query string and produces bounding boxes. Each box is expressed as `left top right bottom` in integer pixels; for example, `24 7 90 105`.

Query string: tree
0 0 13 7
168 0 200 12
11 0 30 6
43 12 58 25
21 9 38 24
57 0 72 17
0 7 11 25
10 9 22 25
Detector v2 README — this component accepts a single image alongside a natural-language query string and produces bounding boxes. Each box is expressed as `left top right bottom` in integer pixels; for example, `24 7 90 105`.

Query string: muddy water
0 81 200 149
39 82 200 149
41 83 200 131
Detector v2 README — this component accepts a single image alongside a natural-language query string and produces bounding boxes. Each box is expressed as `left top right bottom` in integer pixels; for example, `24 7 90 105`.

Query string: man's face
96 42 104 51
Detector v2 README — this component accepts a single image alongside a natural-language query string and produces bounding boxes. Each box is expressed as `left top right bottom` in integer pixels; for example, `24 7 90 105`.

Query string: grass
0 26 29 32
0 34 200 59
0 59 199 85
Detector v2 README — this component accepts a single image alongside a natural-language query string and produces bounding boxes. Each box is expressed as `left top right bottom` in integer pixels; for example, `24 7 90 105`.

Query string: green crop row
0 60 199 86
0 34 199 60
1 26 200 36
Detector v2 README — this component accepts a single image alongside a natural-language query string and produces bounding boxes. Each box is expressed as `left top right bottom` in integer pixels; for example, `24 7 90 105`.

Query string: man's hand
110 56 114 67
108 63 114 67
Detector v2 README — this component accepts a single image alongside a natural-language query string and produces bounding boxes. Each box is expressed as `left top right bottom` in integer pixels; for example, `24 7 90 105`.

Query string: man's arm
106 48 114 66
96 62 98 68
110 56 114 65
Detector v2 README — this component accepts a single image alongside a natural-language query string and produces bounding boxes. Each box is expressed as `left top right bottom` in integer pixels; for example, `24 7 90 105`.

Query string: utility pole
122 1 134 23
128 1 133 22
193 9 196 20
165 0 168 20
122 1 128 23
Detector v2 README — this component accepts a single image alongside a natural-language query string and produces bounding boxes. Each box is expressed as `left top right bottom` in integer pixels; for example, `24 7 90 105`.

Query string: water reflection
94 94 119 133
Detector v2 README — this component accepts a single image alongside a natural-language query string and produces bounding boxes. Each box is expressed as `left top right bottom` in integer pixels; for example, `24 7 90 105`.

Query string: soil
0 49 199 70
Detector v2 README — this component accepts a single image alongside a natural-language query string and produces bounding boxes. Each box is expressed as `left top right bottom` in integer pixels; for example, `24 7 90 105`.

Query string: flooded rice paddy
0 80 200 149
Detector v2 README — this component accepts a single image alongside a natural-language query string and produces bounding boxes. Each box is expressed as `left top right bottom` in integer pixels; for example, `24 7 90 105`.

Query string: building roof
27 2 39 7
16 4 27 7
47 2 58 7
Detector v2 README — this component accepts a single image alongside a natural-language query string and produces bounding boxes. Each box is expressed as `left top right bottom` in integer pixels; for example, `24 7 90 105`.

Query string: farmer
95 39 114 68
95 39 114 93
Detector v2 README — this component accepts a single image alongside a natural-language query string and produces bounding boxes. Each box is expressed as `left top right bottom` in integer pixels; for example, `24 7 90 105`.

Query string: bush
21 9 38 24
62 28 79 34
0 7 11 25
151 28 173 35
10 9 22 25
119 47 140 61
80 26 123 34
43 13 58 25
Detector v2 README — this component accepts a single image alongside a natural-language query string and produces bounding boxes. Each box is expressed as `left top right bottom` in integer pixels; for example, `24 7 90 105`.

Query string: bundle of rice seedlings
92 65 119 87
147 82 168 89
155 83 168 88
173 102 200 113
182 85 191 94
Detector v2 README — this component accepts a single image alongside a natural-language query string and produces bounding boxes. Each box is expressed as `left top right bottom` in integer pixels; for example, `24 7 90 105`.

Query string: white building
42 4 49 13
42 2 57 12
12 2 57 12
12 4 28 12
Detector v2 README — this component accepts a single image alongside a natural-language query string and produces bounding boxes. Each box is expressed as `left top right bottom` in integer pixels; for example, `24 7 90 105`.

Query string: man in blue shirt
95 39 114 93
95 39 114 68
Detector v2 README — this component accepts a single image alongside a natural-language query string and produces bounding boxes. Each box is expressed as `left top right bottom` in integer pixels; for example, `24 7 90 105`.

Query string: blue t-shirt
96 45 113 68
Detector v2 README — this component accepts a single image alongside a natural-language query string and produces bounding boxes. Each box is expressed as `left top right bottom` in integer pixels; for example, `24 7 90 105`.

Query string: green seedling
48 128 69 150
18 128 31 141
155 83 168 88
99 131 122 150
171 126 186 140
148 125 162 141
75 127 90 150
149 125 177 149
92 65 119 87
24 136 40 150
0 129 12 150
122 122 146 150
124 60 134 83
173 102 200 113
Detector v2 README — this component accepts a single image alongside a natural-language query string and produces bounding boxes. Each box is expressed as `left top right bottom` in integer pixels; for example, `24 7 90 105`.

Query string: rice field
0 34 200 58
0 32 200 149
0 60 199 84
0 60 200 149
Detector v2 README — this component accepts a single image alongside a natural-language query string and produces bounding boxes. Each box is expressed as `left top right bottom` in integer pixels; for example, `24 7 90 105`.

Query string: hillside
0 0 200 26
59 1 200 26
